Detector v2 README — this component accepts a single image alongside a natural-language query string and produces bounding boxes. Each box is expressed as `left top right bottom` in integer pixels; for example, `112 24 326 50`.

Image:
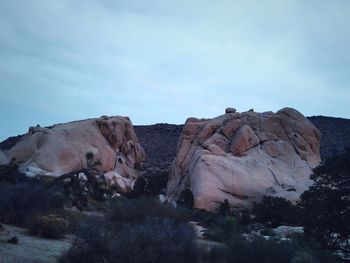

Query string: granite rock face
166 108 321 211
1 116 146 193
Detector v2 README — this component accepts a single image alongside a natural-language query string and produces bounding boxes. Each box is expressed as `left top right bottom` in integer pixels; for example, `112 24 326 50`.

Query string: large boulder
166 108 321 211
1 116 146 193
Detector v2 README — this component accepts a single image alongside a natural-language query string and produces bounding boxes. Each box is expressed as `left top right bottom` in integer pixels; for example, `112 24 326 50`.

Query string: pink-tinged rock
229 125 260 156
166 107 321 211
222 118 241 138
2 116 146 193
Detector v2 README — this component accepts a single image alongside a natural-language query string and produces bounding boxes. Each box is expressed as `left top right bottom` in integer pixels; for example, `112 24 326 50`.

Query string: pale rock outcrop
2 116 146 193
166 108 321 211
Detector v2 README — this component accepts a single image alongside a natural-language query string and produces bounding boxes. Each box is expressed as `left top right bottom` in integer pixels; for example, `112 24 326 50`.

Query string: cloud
0 0 349 140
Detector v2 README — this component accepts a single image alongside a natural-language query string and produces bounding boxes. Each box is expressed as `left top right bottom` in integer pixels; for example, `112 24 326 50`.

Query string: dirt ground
0 224 72 263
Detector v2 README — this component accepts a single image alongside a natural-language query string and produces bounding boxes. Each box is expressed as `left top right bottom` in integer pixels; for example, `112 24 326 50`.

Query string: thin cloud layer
0 0 349 140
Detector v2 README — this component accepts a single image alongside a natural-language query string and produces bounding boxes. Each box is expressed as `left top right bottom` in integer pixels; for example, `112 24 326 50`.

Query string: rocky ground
0 224 72 263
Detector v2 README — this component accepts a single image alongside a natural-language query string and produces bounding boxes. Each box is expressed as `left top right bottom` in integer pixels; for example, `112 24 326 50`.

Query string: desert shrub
204 216 241 242
299 149 350 254
144 171 168 194
291 250 316 263
177 188 194 209
126 169 169 197
62 209 89 233
226 236 295 263
60 217 198 263
260 228 276 236
0 183 65 226
0 165 28 184
202 234 339 263
216 199 232 216
7 235 18 244
192 208 216 226
29 214 69 239
107 197 193 224
252 196 302 227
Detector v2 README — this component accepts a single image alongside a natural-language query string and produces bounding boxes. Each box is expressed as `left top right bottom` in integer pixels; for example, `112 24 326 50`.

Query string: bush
106 197 193 224
299 149 350 254
7 236 18 244
0 183 65 227
126 169 169 197
0 165 28 184
177 189 194 209
260 228 276 237
29 214 69 239
204 216 240 242
60 218 198 263
202 234 339 263
252 196 301 227
216 199 231 216
226 236 295 263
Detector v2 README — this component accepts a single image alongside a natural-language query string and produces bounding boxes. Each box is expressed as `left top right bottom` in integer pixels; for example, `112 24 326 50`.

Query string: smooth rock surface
1 116 146 193
166 108 321 211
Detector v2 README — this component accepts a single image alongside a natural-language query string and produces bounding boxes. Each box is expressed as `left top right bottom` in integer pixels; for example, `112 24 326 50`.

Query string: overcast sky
0 0 349 140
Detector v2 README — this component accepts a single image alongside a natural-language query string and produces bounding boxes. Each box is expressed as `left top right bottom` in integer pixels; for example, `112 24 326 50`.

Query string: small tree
177 189 194 209
252 196 301 227
299 149 350 254
217 199 231 216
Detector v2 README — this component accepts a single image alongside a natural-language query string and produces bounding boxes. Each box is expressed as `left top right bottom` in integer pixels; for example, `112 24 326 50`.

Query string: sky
0 0 349 141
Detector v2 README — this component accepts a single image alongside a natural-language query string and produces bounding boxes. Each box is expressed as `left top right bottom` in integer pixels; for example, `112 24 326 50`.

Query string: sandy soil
0 223 72 263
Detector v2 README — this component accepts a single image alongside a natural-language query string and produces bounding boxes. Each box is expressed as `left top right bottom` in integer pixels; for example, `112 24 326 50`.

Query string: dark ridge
134 124 184 170
1 116 350 167
0 135 23 151
307 116 350 161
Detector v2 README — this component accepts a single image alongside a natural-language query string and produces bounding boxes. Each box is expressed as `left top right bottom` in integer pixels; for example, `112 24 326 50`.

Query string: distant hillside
134 124 183 170
307 116 350 161
134 117 350 168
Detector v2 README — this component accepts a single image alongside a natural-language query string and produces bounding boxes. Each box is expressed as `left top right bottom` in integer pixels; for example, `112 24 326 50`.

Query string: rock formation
166 108 321 211
1 116 146 193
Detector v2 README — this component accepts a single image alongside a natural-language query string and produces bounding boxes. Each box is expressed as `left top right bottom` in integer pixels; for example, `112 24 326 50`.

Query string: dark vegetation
300 148 350 254
57 194 341 263
0 120 349 261
7 235 18 245
176 188 195 209
0 149 347 261
60 198 198 263
0 182 65 227
308 116 350 160
127 168 169 198
252 196 301 227
29 215 70 239
251 149 350 257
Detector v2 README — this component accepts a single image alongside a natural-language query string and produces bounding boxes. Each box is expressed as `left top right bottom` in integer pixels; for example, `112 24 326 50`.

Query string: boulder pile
166 108 321 211
0 116 145 193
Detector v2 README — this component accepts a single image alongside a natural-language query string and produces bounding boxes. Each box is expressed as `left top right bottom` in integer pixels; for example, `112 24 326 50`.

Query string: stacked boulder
166 108 321 211
0 116 146 193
